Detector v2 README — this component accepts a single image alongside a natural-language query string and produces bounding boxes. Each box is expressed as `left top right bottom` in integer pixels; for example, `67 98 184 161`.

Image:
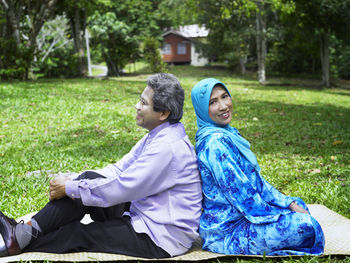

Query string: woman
191 78 325 256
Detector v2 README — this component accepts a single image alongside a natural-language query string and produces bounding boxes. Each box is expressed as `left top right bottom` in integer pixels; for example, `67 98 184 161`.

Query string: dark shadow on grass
329 91 350 97
21 98 348 165
225 99 350 158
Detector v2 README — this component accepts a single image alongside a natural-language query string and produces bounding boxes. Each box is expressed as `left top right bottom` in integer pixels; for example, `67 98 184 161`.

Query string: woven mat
1 204 350 262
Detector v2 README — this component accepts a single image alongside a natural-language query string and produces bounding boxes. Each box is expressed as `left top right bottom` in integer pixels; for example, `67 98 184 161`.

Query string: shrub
0 38 33 80
35 42 80 78
142 37 167 73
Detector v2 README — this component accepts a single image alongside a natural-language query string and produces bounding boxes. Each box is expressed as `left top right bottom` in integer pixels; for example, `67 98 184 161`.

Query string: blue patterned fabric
191 79 325 256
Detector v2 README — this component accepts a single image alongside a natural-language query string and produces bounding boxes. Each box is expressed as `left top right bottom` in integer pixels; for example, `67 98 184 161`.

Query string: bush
0 38 33 80
35 42 80 78
142 37 167 73
330 37 350 80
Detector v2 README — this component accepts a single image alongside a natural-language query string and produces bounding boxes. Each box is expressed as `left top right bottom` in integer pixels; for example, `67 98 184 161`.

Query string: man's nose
135 101 140 110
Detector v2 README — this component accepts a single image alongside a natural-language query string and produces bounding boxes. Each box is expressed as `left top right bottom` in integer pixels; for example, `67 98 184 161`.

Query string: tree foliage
88 11 138 76
186 0 350 84
87 0 166 76
142 37 167 73
292 0 350 86
0 0 58 79
0 0 349 82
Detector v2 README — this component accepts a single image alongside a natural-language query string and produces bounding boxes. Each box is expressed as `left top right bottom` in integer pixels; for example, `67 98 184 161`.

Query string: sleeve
200 134 293 224
65 140 176 207
112 135 146 172
258 175 296 208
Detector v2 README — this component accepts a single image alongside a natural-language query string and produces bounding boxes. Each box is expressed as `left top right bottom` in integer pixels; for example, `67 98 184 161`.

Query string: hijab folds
191 78 260 172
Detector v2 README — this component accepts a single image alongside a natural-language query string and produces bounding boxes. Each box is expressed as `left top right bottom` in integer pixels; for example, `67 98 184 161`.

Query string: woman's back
191 78 325 256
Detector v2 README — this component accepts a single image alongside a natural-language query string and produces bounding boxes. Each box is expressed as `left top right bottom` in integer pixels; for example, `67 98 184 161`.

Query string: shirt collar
148 121 171 140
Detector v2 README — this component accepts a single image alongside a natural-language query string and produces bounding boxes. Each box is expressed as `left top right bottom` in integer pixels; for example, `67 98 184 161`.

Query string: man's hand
49 174 72 201
289 202 309 214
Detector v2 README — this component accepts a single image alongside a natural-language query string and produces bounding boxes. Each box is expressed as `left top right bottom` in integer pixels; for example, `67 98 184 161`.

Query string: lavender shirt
65 122 202 256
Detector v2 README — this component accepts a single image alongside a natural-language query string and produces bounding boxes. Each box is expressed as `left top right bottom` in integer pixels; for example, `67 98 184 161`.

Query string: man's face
135 86 165 131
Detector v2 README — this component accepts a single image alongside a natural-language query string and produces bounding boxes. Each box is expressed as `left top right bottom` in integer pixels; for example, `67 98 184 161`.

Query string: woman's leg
247 212 324 256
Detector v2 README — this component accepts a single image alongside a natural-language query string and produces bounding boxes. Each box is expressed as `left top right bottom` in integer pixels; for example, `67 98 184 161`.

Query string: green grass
0 65 350 262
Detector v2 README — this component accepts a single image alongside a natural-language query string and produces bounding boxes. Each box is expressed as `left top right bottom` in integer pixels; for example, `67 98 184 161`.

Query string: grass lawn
0 65 350 262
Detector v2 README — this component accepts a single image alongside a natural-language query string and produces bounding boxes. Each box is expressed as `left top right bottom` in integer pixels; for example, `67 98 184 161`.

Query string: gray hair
147 73 184 123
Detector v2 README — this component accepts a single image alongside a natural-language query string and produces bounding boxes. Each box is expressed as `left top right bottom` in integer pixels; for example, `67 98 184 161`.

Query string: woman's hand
49 174 72 201
289 202 309 214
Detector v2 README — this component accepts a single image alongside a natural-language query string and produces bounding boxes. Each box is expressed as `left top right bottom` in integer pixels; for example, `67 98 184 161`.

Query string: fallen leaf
310 168 321 174
333 140 343 145
254 132 261 138
313 123 322 126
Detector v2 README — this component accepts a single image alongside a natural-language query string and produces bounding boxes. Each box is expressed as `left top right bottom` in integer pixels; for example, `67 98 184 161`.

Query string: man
0 73 202 258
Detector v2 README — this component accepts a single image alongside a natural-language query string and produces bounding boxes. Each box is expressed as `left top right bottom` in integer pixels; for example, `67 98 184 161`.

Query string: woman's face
208 85 232 126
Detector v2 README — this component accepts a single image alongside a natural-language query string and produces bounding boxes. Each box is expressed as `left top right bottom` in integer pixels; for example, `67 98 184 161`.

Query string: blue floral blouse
196 129 325 256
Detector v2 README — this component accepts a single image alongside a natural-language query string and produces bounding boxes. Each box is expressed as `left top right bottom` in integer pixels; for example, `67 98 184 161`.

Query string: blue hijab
191 78 260 172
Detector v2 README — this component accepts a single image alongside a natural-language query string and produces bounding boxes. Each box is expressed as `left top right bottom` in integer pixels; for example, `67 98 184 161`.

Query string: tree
255 1 267 84
189 0 264 77
293 0 350 87
143 37 167 73
1 0 58 53
0 0 58 79
88 11 138 76
88 0 165 76
36 14 72 63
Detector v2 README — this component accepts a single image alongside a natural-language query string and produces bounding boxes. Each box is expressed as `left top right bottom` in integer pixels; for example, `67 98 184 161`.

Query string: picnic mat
0 204 349 263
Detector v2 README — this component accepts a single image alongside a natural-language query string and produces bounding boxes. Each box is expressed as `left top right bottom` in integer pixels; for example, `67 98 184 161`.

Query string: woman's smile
208 85 233 126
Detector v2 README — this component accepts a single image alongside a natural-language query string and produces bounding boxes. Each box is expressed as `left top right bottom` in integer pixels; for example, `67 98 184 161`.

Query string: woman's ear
160 111 170 121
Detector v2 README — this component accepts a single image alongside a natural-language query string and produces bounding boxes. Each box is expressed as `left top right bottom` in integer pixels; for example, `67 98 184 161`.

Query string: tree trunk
239 55 247 75
320 31 330 88
105 53 119 77
73 7 86 77
1 0 21 45
256 2 266 85
28 0 57 51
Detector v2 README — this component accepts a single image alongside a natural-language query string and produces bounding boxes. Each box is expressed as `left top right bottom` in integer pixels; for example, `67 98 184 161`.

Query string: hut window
161 43 171 55
177 43 186 54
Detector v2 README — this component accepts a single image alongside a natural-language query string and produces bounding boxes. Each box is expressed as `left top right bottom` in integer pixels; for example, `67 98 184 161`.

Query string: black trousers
23 171 170 259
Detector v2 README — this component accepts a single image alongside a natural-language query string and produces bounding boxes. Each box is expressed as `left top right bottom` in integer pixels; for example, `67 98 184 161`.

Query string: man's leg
73 170 129 222
32 170 127 234
0 170 129 257
24 216 170 259
31 197 86 235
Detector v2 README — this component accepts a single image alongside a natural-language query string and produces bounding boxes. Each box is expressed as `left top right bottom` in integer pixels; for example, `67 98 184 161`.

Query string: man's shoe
0 211 21 257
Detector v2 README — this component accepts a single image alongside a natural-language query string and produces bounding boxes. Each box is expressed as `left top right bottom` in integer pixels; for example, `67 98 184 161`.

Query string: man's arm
52 140 176 207
49 135 147 200
49 174 72 200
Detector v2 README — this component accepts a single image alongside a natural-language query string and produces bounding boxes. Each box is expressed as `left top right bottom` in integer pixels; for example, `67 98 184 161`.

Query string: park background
0 1 350 262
